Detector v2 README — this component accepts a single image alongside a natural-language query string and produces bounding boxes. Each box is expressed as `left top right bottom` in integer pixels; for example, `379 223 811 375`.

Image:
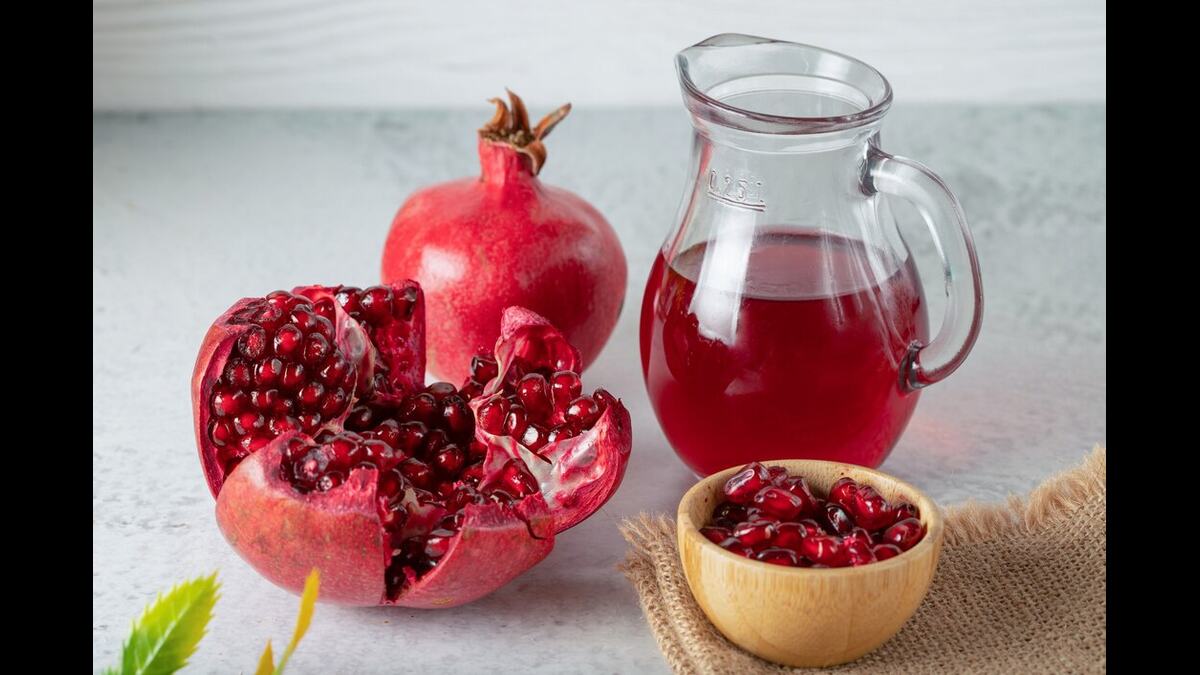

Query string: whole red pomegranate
192 283 631 606
381 90 627 382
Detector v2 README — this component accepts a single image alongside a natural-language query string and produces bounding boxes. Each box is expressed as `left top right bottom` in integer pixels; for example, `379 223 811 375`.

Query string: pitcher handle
866 147 984 390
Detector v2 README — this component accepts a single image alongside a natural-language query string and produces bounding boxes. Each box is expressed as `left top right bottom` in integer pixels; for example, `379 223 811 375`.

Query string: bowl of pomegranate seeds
676 460 943 668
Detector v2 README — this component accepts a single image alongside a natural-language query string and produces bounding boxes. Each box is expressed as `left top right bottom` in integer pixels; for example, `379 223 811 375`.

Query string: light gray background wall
93 0 1106 109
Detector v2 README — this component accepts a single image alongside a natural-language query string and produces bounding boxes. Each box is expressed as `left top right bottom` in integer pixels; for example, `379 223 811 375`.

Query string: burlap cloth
619 446 1106 674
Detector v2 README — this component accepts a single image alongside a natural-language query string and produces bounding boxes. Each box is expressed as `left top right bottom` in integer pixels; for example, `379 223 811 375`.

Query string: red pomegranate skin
382 112 627 381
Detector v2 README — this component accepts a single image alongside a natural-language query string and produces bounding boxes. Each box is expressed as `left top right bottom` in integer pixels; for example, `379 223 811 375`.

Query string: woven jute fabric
619 446 1106 674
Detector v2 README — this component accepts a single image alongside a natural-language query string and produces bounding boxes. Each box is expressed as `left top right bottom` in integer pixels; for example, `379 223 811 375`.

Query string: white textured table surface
93 106 1106 674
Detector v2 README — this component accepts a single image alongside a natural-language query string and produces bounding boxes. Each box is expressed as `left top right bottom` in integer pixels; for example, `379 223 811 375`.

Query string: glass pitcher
640 34 983 476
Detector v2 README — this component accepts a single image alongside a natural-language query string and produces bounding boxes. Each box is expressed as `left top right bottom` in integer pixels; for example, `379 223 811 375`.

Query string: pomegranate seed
593 389 619 412
317 355 350 386
731 519 777 547
564 396 600 427
459 378 484 400
460 461 485 484
254 358 283 387
516 373 552 417
699 526 732 545
549 371 582 408
359 286 394 322
302 334 331 365
291 446 333 487
723 462 771 505
440 395 473 438
273 324 303 357
873 544 902 561
800 535 846 566
755 547 800 566
829 477 859 510
521 424 548 450
279 362 306 390
245 435 272 452
234 411 265 435
782 476 818 515
545 425 575 443
881 518 925 551
334 288 360 315
345 405 373 430
421 428 449 455
772 522 811 551
289 308 318 332
211 388 247 417
399 458 435 489
312 297 336 322
478 398 509 434
244 303 284 331
224 359 252 389
470 354 499 383
425 382 457 401
329 435 361 464
752 486 806 520
844 539 876 566
249 388 279 411
297 412 321 433
711 502 749 528
395 421 427 455
467 440 488 460
311 315 335 342
269 416 300 435
495 459 538 497
209 419 234 447
504 405 528 437
237 326 268 359
431 445 465 476
298 381 325 408
719 539 755 557
893 502 920 523
851 486 895 531
318 388 348 417
821 502 855 535
767 466 788 485
401 393 438 426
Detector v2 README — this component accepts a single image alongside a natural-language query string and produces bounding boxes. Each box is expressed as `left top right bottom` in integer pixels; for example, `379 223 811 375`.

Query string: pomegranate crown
479 89 571 175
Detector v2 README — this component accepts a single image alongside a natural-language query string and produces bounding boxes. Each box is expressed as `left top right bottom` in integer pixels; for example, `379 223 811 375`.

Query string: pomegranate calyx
478 89 571 175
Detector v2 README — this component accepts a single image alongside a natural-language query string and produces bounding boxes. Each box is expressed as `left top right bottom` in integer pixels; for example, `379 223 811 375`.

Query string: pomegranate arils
478 398 509 434
273 324 303 356
821 502 855 536
550 370 582 407
701 463 925 568
851 485 895 531
359 285 394 322
756 547 800 566
700 526 732 545
724 462 771 505
564 396 600 427
732 519 777 547
470 354 499 383
874 544 902 561
516 373 552 416
882 518 925 551
767 466 791 486
893 502 920 523
829 477 859 510
752 486 806 520
801 535 846 567
493 459 539 498
237 326 267 359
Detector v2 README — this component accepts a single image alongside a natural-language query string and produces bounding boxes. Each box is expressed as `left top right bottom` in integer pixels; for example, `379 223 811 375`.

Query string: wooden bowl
677 460 944 668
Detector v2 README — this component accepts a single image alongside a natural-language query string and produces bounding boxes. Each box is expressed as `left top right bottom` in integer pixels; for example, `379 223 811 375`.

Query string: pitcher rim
677 34 894 134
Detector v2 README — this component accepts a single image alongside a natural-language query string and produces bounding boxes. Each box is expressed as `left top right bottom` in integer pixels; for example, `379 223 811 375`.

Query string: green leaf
254 640 275 675
111 573 221 675
274 569 320 674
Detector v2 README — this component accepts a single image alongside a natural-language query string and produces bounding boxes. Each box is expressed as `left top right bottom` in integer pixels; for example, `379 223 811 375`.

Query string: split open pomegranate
702 464 924 568
192 283 631 607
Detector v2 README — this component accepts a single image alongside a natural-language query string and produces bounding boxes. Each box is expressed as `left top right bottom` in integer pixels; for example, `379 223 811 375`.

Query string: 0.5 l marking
707 170 766 211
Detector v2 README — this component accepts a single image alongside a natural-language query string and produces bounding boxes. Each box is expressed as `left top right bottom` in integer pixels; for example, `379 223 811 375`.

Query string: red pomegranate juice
640 230 929 475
